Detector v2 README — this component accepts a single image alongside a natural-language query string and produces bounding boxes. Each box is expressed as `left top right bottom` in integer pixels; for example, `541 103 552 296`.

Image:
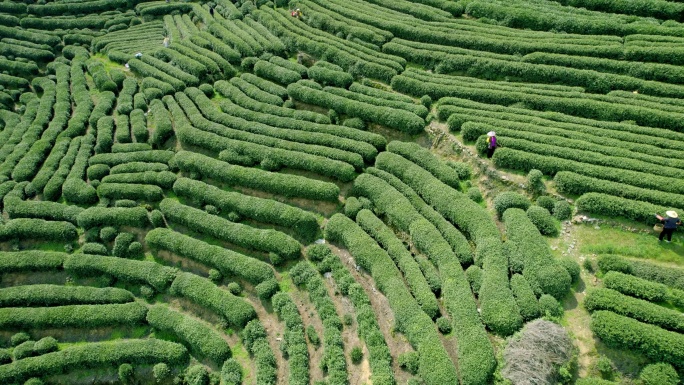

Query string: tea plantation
0 0 683 384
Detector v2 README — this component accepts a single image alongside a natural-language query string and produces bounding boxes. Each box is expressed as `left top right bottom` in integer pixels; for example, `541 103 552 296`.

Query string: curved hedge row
503 208 571 299
356 209 439 318
576 192 669 225
89 150 174 167
160 199 301 260
325 214 458 385
554 171 684 211
173 178 319 240
215 79 331 124
0 302 147 329
97 182 164 202
4 197 83 224
147 304 231 366
146 228 275 285
0 339 188 384
0 285 133 307
64 254 178 292
288 81 425 134
387 141 459 188
603 271 668 302
254 59 302 85
76 206 149 229
598 254 684 291
271 292 309 385
101 171 176 189
0 218 77 242
591 310 684 370
170 272 256 328
172 151 340 202
366 167 472 264
585 288 684 333
0 251 66 273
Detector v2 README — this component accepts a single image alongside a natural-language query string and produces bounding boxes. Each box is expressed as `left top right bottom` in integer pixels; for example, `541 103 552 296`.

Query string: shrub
344 197 363 219
398 351 419 375
539 294 563 318
99 227 118 242
0 219 77 242
387 141 459 189
306 325 320 348
255 279 280 300
350 346 363 364
77 207 149 229
436 317 452 334
467 187 483 203
33 337 58 355
227 282 241 295
118 363 134 384
527 169 546 196
526 206 559 236
24 378 44 385
560 259 581 284
553 200 573 221
147 305 231 366
536 196 556 213
640 363 679 385
221 359 242 385
596 355 613 380
494 192 531 219
153 363 170 383
510 274 541 321
307 63 353 88
10 332 31 346
254 60 302 85
0 302 147 330
149 210 165 228
14 341 35 360
0 349 10 365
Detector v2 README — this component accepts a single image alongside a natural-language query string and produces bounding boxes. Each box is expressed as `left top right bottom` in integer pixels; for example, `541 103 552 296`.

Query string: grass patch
576 224 684 266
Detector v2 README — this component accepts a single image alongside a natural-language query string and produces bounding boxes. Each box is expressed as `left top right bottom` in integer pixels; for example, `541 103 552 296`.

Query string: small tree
527 169 546 197
350 346 363 364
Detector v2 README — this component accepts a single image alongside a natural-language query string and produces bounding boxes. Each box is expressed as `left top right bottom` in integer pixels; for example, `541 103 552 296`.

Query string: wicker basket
653 223 664 233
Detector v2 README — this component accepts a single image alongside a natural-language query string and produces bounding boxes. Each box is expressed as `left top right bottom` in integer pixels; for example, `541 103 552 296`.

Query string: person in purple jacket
486 131 497 159
656 210 681 242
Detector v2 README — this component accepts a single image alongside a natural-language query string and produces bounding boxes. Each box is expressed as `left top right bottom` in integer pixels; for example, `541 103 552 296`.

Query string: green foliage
527 169 545 196
118 363 134 384
0 302 146 329
467 187 483 203
173 151 340 202
185 365 209 385
64 253 177 292
436 317 452 334
350 346 363 364
387 141 459 188
591 310 684 371
494 192 531 219
146 228 275 285
242 320 278 385
307 62 354 88
465 265 483 295
640 363 679 385
0 218 77 242
539 294 563 318
254 59 302 85
553 200 573 221
77 207 150 229
0 285 133 307
560 258 580 284
504 208 571 300
288 81 425 134
4 197 83 225
170 272 256 328
526 206 559 236
536 196 556 213
33 337 58 355
0 349 10 365
14 341 35 360
398 351 419 375
153 363 170 383
306 325 320 348
221 359 243 385
510 274 541 321
603 271 668 302
596 355 613 379
585 288 684 333
598 254 684 290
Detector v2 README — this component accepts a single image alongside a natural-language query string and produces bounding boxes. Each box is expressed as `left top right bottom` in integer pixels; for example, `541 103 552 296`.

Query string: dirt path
328 244 416 385
551 220 597 377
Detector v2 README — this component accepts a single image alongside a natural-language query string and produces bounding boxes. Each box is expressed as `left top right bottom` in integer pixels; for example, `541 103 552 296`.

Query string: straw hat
487 131 496 137
667 210 678 218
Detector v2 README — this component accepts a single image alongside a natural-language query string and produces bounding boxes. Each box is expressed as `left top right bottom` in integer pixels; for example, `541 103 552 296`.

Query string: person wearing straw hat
486 131 498 159
656 210 681 242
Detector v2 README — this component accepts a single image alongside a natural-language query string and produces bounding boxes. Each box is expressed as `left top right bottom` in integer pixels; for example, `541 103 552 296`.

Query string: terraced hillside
0 0 683 384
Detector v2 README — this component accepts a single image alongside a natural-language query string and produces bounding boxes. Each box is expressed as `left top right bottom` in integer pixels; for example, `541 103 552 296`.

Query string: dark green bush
14 341 35 360
526 206 559 236
11 333 31 347
640 363 679 385
118 363 133 384
465 265 483 295
536 196 556 213
33 337 58 355
527 169 546 196
153 363 170 383
560 258 580 284
436 317 452 334
553 200 573 221
494 191 531 219
350 346 363 364
467 187 483 203
221 359 243 385
539 294 563 318
398 351 419 375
